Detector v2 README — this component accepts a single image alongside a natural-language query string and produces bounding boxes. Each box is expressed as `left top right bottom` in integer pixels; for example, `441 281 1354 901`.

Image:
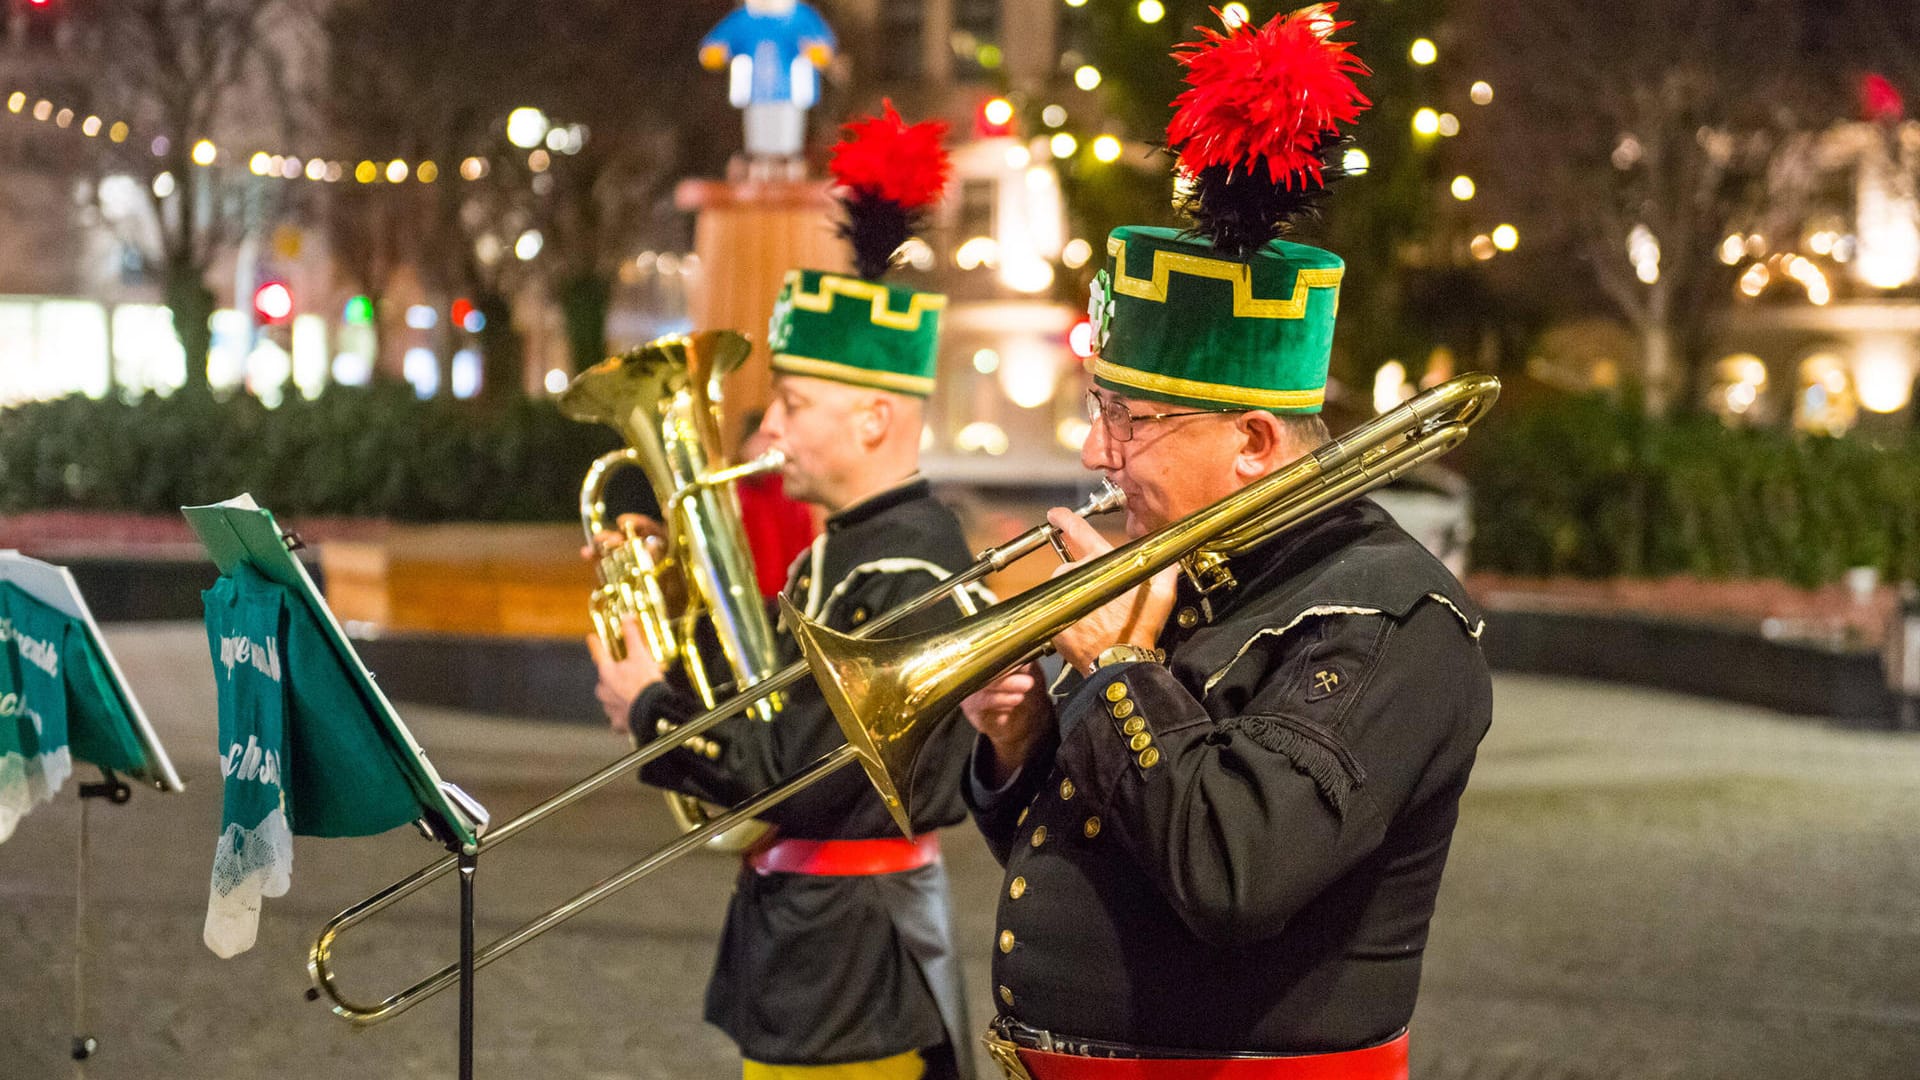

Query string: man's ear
861 391 894 448
1232 410 1287 481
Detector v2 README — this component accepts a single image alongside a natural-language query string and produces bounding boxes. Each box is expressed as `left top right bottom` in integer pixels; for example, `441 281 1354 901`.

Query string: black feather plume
835 191 920 281
1174 133 1353 261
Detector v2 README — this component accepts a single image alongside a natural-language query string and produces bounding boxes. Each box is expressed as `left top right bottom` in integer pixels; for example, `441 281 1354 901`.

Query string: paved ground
4 624 1919 1080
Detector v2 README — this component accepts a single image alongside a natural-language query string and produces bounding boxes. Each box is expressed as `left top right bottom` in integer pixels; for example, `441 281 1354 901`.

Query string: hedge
1463 394 1920 587
0 385 625 522
7 387 1917 587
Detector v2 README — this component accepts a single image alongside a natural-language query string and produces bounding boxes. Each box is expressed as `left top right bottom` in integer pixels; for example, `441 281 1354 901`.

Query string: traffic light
977 97 1015 138
252 281 293 324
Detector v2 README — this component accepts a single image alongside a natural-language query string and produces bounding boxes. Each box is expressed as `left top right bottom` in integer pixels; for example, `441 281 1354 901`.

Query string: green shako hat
769 101 951 398
1089 4 1372 415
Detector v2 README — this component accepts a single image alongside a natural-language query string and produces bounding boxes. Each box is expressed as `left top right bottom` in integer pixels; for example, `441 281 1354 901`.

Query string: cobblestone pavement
4 624 1919 1080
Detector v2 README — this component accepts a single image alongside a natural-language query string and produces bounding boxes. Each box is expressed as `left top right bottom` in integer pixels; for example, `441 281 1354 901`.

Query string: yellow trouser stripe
743 1049 924 1080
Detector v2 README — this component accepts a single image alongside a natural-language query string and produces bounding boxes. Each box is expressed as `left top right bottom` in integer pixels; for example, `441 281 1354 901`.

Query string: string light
1410 39 1438 66
1074 65 1102 91
2 85 540 183
1091 135 1122 163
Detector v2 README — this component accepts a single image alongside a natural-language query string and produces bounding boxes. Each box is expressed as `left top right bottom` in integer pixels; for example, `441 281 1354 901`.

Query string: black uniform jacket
632 476 981 1068
968 497 1493 1055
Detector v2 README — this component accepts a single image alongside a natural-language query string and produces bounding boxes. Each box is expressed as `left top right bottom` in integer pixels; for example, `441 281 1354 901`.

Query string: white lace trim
1201 605 1385 697
204 805 293 958
819 558 992 621
0 744 72 844
1426 591 1487 639
1201 594 1485 696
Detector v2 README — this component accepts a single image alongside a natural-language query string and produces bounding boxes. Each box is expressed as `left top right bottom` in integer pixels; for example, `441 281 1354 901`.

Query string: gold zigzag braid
1090 358 1326 411
771 353 938 396
786 272 948 332
1105 237 1343 319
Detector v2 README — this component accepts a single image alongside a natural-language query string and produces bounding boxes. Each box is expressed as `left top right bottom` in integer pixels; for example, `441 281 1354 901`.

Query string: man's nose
1081 416 1120 471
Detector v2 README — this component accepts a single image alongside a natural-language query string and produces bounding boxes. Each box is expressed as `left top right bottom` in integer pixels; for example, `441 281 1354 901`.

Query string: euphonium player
590 103 977 1080
958 10 1492 1078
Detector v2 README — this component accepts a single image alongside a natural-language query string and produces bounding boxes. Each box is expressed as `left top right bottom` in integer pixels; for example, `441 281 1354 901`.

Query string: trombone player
959 11 1493 1078
590 102 976 1080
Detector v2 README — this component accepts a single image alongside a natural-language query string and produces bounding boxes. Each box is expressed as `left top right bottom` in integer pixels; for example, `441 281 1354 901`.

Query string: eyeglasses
1084 389 1236 443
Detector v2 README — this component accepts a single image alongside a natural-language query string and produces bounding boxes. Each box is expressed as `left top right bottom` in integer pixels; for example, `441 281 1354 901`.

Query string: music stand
0 550 185 1068
182 496 488 1079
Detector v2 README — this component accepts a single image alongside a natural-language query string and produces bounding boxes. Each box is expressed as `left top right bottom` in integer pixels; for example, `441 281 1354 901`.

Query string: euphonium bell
560 330 786 843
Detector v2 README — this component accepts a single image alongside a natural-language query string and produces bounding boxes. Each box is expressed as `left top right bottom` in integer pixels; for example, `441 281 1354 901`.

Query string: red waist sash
1001 1032 1407 1080
747 833 940 876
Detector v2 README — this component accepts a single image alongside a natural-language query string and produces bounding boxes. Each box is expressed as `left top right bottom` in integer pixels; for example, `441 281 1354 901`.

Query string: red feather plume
1168 5 1372 189
829 100 951 211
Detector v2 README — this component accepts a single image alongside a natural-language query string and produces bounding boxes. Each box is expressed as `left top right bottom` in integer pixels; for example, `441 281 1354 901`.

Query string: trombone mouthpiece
1083 479 1126 516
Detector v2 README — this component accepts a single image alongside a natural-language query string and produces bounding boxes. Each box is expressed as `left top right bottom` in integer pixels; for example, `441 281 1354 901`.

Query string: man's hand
587 617 664 734
1045 507 1177 676
580 513 665 562
960 662 1050 786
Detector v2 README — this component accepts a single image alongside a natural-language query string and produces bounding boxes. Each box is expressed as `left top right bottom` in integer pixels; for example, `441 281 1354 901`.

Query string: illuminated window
112 304 188 397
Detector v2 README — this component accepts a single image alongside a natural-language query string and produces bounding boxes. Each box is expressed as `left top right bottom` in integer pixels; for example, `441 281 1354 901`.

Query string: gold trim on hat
1091 357 1327 410
772 352 938 395
787 271 949 331
1106 236 1343 319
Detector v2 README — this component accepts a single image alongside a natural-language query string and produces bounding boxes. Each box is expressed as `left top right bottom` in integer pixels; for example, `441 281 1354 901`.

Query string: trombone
306 479 1127 1026
788 373 1502 833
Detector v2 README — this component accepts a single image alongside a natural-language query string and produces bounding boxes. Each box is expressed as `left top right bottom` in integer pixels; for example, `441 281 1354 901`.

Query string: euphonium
559 329 785 844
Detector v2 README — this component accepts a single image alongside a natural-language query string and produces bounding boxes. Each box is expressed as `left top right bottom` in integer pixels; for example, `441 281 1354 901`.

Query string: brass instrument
307 373 1496 1027
786 373 1502 834
307 480 1126 1026
561 330 786 843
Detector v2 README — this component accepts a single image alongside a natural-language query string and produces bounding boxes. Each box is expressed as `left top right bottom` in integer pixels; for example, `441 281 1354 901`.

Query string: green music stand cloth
186 496 483 958
0 582 76 843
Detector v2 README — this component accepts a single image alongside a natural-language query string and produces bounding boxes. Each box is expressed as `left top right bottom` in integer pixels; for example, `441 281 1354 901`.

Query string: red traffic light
253 281 293 323
977 97 1015 138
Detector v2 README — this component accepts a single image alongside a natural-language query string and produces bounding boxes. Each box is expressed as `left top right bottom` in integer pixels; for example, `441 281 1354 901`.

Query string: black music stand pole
458 848 477 1080
72 768 130 1072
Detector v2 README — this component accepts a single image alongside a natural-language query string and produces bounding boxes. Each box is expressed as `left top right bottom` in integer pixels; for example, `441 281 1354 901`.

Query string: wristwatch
1093 643 1163 671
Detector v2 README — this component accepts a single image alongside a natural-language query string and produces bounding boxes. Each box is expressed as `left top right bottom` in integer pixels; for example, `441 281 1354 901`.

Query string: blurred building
0 0 1126 488
821 0 1117 488
1702 119 1920 435
0 0 343 406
